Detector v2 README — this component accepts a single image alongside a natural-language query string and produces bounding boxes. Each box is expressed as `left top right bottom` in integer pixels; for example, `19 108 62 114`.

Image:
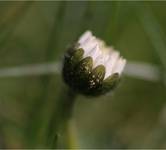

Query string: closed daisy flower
62 31 126 96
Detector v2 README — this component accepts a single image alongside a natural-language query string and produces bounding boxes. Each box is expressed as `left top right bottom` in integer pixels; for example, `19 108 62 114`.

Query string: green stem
46 84 77 148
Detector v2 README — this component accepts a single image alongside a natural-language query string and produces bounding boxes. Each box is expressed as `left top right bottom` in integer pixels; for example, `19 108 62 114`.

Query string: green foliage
0 1 166 149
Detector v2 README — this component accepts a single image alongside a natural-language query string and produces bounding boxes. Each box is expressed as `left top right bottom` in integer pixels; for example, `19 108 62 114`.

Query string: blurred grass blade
0 1 33 48
136 3 166 70
104 1 121 43
0 61 161 83
24 2 67 147
0 1 33 30
0 62 60 78
124 62 161 82
67 119 80 149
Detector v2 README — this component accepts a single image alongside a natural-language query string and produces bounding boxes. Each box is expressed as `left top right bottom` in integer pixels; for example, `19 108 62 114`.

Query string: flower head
62 31 126 96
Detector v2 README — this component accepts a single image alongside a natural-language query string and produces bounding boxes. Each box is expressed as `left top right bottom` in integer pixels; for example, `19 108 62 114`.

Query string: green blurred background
0 1 166 148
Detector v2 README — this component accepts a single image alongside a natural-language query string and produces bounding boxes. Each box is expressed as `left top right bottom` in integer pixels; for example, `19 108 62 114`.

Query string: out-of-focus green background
0 1 166 148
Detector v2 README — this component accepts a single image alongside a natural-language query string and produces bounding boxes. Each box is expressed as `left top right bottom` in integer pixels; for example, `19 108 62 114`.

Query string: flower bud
62 31 126 96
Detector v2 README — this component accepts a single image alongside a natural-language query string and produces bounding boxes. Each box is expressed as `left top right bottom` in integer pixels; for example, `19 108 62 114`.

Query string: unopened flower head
62 31 126 96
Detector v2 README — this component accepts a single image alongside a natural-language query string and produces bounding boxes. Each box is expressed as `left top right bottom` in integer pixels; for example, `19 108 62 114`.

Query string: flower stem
46 84 77 148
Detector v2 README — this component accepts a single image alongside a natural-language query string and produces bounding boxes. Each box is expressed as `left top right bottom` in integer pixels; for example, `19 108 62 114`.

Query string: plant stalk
47 83 77 148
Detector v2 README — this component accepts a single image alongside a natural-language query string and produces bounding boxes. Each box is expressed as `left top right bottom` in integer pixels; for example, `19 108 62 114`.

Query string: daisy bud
62 31 126 96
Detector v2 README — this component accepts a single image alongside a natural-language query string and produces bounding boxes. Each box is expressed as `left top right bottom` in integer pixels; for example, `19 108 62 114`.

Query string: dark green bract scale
62 46 120 96
101 73 120 95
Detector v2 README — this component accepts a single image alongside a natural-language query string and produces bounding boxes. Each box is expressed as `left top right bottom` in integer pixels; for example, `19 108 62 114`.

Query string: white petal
86 45 101 64
104 51 120 79
81 38 98 57
93 54 105 68
102 49 110 63
78 31 92 45
96 38 105 49
112 58 126 75
77 31 126 78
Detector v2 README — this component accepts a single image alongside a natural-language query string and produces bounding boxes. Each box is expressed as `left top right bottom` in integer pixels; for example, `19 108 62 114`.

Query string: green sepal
62 48 84 88
74 48 84 62
65 43 80 56
74 57 93 92
92 65 105 82
76 56 93 75
101 73 120 94
64 48 84 66
84 65 105 96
